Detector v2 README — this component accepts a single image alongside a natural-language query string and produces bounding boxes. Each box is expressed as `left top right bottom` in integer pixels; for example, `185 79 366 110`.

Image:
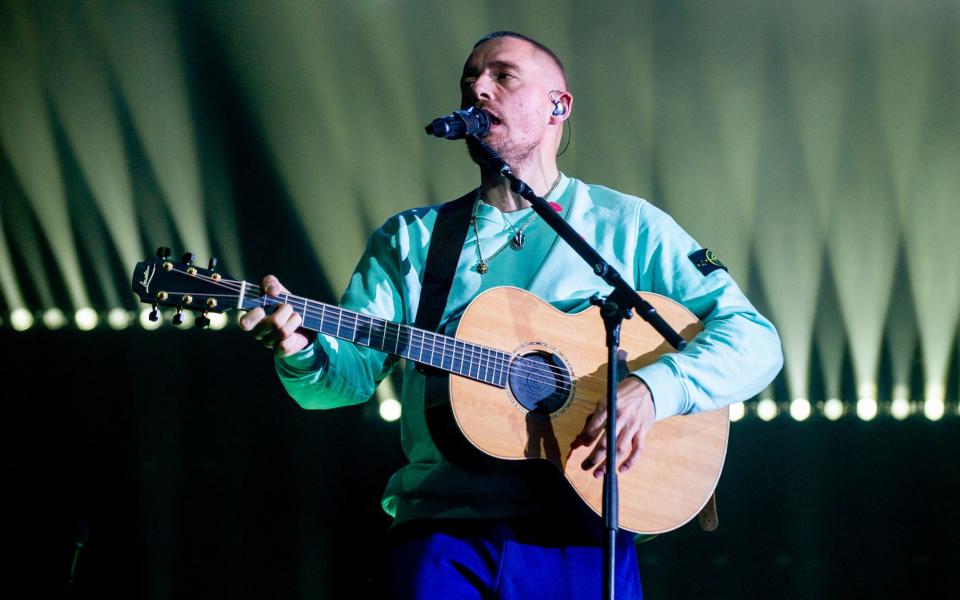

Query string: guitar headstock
131 247 242 328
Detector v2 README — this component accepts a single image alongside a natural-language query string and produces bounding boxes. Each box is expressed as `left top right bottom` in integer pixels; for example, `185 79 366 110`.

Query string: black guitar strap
412 190 475 334
413 190 495 467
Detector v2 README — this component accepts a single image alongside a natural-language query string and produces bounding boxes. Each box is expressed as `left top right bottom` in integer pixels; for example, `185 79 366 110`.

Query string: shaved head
472 31 568 89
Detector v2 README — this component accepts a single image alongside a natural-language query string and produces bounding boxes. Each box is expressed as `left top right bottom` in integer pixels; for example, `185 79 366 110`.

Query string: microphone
424 106 491 139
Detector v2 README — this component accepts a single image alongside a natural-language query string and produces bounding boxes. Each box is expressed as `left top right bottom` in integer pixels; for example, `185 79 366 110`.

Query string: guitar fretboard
244 289 510 388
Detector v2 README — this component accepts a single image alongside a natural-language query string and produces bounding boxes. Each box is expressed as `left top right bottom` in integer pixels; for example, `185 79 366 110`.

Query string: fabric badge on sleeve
688 248 728 276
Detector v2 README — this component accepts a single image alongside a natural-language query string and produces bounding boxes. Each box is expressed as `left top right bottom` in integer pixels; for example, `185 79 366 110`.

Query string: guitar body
449 287 729 535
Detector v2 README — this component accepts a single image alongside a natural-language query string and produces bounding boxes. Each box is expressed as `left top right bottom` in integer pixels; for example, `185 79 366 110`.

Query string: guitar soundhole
509 351 570 415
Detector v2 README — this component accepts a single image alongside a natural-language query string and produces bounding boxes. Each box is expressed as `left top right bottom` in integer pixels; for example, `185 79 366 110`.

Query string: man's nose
466 75 493 103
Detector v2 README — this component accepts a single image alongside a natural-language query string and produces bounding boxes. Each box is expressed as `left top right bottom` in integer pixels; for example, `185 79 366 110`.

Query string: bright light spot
11 308 35 331
378 397 401 422
756 398 778 422
856 382 877 421
924 382 945 421
75 307 99 331
208 312 228 330
107 308 131 330
823 398 844 421
789 398 811 421
729 401 745 422
139 308 163 330
890 384 910 420
43 308 67 329
856 397 878 421
890 397 911 421
175 311 196 328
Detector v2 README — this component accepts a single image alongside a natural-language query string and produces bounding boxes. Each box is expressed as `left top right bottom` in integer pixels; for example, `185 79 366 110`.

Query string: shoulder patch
688 248 728 276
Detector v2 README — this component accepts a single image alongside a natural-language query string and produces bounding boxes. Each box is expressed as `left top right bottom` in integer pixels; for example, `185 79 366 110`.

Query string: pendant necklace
472 173 563 274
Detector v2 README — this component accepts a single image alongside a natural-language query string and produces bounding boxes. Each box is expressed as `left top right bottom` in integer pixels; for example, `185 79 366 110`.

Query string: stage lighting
11 308 35 331
890 384 910 420
208 312 228 330
139 307 162 330
823 398 844 421
107 308 131 330
923 381 946 421
378 397 401 422
856 398 878 421
729 401 745 422
789 398 811 421
756 398 778 422
75 307 99 331
43 308 67 329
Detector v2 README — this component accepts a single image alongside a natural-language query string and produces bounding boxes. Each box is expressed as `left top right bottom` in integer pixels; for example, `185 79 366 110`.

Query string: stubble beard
466 134 537 174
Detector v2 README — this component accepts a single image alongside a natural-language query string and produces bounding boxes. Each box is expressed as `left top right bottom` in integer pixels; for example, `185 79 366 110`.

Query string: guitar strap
414 191 499 468
412 190 475 334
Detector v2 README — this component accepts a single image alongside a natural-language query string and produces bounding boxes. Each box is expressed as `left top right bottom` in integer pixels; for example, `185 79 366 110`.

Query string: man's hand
573 376 655 478
239 275 316 357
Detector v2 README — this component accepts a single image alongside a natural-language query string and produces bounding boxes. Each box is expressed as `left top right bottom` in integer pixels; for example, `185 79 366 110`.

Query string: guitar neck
238 282 509 388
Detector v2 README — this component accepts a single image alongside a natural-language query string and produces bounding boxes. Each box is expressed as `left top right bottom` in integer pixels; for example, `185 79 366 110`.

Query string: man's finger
239 307 265 331
618 436 642 473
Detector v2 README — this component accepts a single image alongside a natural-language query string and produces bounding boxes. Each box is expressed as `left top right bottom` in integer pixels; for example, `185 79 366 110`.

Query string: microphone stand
468 135 687 600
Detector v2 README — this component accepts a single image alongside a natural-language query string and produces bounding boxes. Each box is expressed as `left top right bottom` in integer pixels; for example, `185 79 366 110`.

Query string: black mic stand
469 135 687 599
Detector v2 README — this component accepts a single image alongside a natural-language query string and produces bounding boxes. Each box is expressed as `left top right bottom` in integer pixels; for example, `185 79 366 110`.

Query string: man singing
241 31 782 599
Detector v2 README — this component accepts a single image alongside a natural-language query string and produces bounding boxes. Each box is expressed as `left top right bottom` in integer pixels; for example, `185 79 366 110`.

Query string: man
241 31 782 599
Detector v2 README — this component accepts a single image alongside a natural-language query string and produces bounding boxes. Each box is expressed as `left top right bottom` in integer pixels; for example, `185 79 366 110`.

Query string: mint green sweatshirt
276 174 783 524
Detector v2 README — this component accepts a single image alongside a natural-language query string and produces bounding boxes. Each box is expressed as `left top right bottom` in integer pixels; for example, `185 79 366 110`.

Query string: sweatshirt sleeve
630 202 784 421
274 222 405 410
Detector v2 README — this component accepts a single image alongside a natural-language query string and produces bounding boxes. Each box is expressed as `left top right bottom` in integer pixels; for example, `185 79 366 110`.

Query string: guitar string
158 268 651 399
159 269 636 404
176 269 576 386
160 277 615 409
158 278 624 413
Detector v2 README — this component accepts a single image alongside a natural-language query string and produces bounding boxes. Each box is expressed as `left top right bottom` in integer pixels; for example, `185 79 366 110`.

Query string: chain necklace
471 173 562 274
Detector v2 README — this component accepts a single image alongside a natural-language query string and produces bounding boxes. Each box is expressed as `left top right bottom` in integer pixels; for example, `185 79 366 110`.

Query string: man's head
460 32 572 169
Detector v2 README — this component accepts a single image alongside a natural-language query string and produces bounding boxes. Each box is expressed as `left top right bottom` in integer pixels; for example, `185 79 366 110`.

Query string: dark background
6 328 957 598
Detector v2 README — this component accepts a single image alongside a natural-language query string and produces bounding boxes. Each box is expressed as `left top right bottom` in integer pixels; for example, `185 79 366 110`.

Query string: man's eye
496 72 515 81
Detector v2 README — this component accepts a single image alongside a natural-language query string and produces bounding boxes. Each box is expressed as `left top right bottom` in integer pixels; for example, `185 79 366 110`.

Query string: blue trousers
384 518 643 599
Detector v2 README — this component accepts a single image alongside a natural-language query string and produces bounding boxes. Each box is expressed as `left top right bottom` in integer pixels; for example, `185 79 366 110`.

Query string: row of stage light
3 306 954 425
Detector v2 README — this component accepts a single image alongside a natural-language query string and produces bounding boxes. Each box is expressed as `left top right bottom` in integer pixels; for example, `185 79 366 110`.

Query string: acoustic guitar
132 249 728 535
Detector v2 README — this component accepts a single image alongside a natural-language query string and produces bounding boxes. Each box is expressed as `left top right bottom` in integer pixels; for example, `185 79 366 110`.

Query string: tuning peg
155 247 172 259
172 307 185 326
196 312 210 329
149 304 160 322
207 257 218 271
181 252 195 265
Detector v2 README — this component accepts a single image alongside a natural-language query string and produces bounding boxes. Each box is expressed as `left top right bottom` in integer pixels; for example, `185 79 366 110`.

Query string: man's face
460 37 562 165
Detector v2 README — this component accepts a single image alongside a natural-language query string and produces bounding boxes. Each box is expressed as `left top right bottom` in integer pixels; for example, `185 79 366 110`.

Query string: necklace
471 173 563 274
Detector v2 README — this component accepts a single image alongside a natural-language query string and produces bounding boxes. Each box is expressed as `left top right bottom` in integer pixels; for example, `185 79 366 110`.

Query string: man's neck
478 157 560 213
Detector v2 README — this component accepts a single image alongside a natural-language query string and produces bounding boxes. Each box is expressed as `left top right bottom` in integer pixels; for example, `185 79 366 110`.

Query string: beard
465 133 537 173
